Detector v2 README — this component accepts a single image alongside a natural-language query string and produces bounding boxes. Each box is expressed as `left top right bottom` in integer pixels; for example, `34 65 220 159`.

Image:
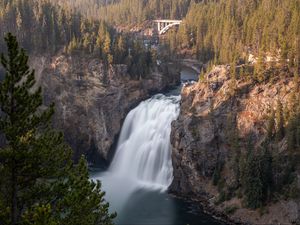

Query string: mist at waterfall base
91 71 224 225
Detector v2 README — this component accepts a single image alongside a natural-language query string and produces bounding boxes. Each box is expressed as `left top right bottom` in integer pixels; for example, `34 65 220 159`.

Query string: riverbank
169 193 240 225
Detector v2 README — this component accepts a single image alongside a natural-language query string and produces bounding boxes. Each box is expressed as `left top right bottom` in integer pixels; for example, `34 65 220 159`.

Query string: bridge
154 19 182 35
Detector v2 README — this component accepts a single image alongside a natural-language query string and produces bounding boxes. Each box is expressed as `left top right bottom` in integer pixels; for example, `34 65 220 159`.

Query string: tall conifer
0 33 115 225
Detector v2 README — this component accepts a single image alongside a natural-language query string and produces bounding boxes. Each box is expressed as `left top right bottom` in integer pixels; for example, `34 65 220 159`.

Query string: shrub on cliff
0 33 116 225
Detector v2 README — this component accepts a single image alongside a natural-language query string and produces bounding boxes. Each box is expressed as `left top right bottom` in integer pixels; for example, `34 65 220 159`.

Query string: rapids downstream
91 70 224 225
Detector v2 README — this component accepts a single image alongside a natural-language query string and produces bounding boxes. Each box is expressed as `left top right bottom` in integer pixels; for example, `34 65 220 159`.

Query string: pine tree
266 108 275 140
0 33 115 225
67 36 79 54
243 150 263 209
230 61 237 80
254 51 265 83
275 99 285 142
50 157 116 225
96 23 106 55
259 147 273 202
114 36 126 63
198 69 205 82
226 112 240 185
103 33 111 56
287 116 297 153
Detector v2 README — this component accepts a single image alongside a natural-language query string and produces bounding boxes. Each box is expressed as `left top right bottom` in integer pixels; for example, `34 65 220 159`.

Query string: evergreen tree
287 116 297 153
259 147 273 201
275 99 285 142
198 69 205 82
0 33 115 225
114 36 126 63
52 157 116 225
254 51 265 83
243 150 263 209
230 61 237 80
241 142 273 209
266 108 275 140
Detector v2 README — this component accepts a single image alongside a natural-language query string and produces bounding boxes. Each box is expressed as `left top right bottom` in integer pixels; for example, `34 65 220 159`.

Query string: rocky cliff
30 54 180 165
170 65 300 224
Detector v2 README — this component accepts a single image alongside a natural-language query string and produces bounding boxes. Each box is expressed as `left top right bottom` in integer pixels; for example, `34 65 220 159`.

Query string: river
91 69 225 225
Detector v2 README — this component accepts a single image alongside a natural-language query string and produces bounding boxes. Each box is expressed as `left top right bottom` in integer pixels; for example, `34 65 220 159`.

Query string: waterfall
110 94 180 190
94 93 180 212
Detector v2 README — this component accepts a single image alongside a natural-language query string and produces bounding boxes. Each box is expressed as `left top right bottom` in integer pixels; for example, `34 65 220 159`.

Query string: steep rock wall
30 54 180 165
170 65 300 224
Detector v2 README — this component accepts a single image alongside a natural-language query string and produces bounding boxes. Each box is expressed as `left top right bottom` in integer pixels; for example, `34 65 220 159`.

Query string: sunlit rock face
30 54 180 164
170 65 300 225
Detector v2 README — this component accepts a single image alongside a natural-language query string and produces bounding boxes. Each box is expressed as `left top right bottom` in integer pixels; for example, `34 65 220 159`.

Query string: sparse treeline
96 0 193 25
0 0 154 78
48 0 194 25
168 0 300 67
0 0 98 54
48 0 118 19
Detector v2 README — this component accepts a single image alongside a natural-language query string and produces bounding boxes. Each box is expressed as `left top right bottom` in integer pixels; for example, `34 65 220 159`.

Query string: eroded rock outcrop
170 65 300 224
30 54 180 165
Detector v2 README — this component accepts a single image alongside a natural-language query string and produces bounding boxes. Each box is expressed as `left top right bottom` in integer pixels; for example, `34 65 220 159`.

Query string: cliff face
170 66 300 224
30 54 180 165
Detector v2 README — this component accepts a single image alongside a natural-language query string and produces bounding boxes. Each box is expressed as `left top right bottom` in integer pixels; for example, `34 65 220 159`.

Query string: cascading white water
109 94 180 190
94 93 180 213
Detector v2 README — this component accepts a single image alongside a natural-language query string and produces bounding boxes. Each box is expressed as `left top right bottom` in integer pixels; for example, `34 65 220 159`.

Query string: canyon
25 55 300 224
30 54 180 164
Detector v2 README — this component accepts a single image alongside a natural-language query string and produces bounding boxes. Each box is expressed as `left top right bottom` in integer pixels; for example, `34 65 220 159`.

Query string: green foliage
198 69 205 82
230 61 237 80
96 0 191 24
254 52 266 83
0 0 154 78
53 157 116 225
241 146 273 209
0 33 116 225
286 92 300 153
45 0 191 24
224 205 238 215
242 151 263 209
23 204 58 225
272 154 296 194
275 99 285 142
212 160 223 186
167 0 299 72
266 109 275 140
284 180 300 199
215 190 226 206
225 112 241 186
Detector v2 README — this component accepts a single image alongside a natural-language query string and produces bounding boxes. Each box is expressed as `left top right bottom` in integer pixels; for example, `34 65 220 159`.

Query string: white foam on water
93 94 180 212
